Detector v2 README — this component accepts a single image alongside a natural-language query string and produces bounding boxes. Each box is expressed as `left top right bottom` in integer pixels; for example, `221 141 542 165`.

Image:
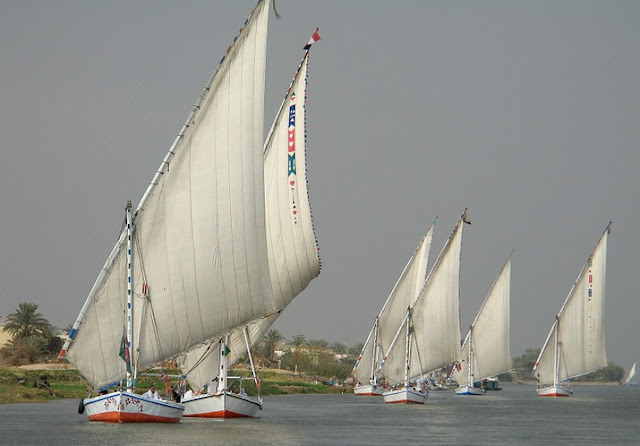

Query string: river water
2 385 639 445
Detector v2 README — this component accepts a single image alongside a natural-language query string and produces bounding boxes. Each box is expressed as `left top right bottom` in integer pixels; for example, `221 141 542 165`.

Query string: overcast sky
1 1 638 371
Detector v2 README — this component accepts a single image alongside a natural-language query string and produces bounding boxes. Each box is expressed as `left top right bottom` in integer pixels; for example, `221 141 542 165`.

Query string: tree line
0 302 63 366
0 302 628 383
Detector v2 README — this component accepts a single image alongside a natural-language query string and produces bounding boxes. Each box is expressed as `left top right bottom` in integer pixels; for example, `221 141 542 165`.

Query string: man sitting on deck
142 385 162 400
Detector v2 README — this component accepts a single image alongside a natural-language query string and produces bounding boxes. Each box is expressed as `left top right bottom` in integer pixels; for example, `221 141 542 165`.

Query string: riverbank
0 365 348 404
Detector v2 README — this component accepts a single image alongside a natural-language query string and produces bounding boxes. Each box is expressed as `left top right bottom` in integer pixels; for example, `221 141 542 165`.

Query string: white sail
352 224 434 385
452 254 512 386
382 217 464 384
533 223 610 386
624 362 636 385
60 0 275 389
178 38 321 391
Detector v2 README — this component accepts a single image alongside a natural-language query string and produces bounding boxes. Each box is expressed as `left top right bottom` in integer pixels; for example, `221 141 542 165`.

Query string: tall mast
553 319 559 387
219 335 230 392
404 309 412 387
370 318 379 384
125 200 134 391
468 327 474 387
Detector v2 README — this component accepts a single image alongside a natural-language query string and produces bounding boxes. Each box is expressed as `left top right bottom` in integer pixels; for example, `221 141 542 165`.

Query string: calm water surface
1 385 639 445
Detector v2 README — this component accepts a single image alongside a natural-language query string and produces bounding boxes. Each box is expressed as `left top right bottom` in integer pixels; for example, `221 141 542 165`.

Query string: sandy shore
16 363 76 371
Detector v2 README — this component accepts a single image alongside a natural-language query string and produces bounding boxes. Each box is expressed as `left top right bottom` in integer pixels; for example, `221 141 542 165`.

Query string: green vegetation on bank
0 368 85 404
0 303 63 366
0 367 346 405
0 303 629 405
509 348 625 383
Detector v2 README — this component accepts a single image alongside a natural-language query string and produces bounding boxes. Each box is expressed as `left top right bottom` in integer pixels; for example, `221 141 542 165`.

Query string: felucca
59 0 279 422
532 223 611 397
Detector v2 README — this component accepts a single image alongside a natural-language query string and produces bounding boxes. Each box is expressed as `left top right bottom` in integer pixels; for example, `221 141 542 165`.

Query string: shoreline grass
0 366 347 404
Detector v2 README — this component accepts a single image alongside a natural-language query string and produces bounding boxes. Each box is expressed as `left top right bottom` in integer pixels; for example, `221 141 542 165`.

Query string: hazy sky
1 1 638 370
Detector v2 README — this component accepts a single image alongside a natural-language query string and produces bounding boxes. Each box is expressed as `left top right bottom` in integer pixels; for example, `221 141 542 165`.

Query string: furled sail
533 223 610 385
178 36 321 391
60 0 274 389
382 217 464 384
452 254 512 385
352 224 434 385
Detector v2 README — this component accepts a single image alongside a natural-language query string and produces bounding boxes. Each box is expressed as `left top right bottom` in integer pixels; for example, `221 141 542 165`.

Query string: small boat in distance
352 222 435 396
482 376 503 391
453 253 512 396
532 223 611 397
623 362 637 386
380 214 467 404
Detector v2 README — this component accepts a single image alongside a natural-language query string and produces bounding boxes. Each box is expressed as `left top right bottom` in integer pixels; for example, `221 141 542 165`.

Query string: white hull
536 384 573 397
455 385 485 396
82 391 184 423
354 384 384 396
383 388 427 404
182 391 262 418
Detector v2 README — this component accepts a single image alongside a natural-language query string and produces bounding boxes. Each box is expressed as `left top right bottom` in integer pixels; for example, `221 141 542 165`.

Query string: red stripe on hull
386 399 423 404
538 393 571 397
355 392 382 396
183 410 252 418
88 412 180 423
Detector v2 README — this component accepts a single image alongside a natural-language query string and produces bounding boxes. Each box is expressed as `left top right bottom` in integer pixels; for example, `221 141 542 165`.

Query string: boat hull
354 384 384 396
83 391 184 423
483 378 502 391
182 391 262 418
383 388 427 404
536 384 573 397
455 385 485 396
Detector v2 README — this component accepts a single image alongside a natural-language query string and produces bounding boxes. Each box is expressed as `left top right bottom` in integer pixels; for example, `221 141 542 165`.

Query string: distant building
0 315 12 348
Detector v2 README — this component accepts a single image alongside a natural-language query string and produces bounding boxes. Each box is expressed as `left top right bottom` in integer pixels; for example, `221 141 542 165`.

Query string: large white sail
60 0 275 389
352 224 434 385
533 223 610 385
382 217 464 384
452 254 512 385
179 37 321 391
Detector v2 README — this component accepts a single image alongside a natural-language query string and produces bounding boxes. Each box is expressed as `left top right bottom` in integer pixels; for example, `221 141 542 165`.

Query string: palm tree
290 335 307 352
289 335 307 370
330 342 347 355
308 339 329 350
4 302 52 340
263 329 284 361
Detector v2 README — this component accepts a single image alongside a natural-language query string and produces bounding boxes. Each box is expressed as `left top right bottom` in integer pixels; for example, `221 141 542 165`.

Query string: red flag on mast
304 28 321 50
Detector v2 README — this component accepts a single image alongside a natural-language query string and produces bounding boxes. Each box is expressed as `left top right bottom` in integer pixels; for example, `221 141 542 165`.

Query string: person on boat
169 385 181 402
208 377 220 394
160 370 172 395
142 385 162 400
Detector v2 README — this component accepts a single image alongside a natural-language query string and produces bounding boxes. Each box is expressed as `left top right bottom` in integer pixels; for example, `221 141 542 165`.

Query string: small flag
222 345 231 356
304 28 321 50
462 208 471 225
119 335 132 373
